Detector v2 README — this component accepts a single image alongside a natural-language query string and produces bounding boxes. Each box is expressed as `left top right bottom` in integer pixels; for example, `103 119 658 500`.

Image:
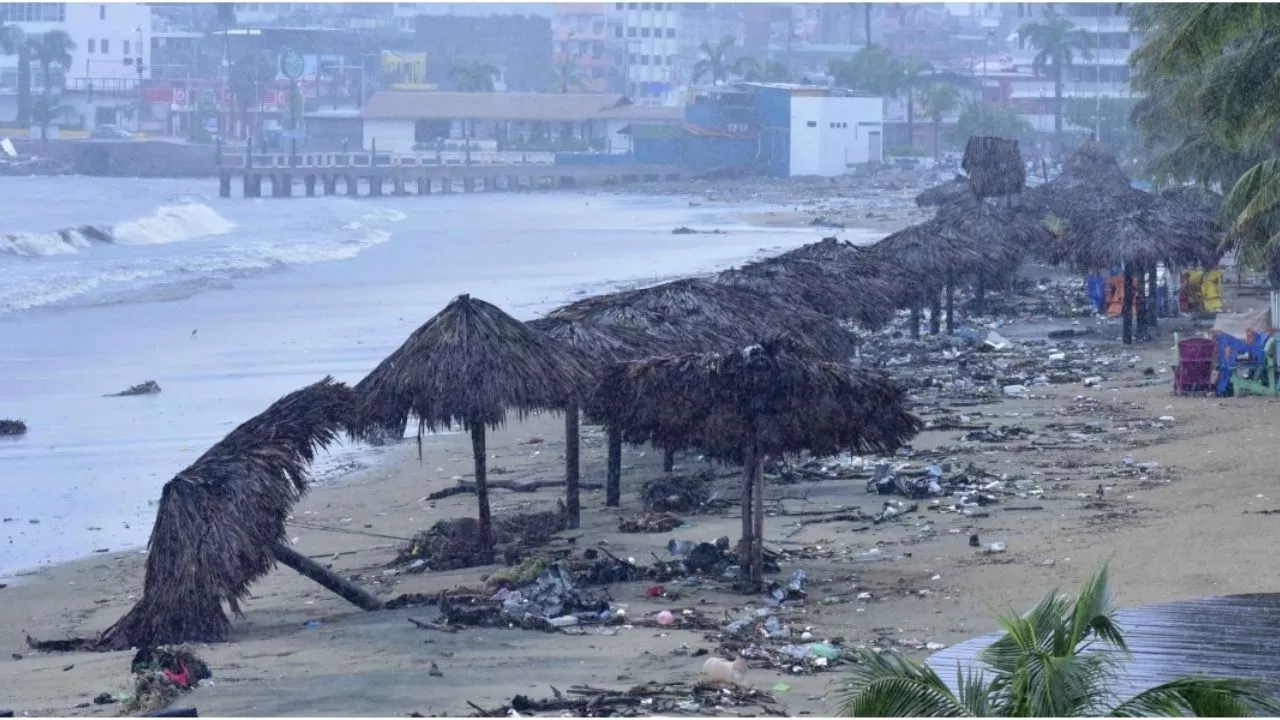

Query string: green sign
279 48 304 80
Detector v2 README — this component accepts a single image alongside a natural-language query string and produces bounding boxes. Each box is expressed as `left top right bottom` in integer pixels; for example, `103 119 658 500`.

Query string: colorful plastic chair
1173 337 1216 396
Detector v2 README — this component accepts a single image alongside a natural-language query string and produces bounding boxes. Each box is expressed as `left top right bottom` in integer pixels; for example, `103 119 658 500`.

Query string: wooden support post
272 543 383 611
606 428 622 507
564 404 581 529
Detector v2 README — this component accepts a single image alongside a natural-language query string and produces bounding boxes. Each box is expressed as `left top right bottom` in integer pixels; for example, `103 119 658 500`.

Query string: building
604 2 681 105
1006 3 1140 102
552 3 612 93
357 90 681 154
633 82 884 177
414 13 554 93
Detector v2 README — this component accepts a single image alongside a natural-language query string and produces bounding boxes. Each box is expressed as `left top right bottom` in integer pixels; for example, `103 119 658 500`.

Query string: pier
216 142 685 199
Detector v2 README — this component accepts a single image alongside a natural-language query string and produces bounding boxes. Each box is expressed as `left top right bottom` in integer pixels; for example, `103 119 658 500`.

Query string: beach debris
0 709 13 718
93 692 117 705
141 708 198 718
122 645 211 716
395 505 568 572
618 511 683 534
107 380 161 397
640 472 728 514
467 681 780 717
0 419 26 436
701 657 748 685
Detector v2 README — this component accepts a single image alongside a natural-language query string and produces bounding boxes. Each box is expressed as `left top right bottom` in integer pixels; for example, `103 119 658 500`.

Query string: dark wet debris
469 681 783 717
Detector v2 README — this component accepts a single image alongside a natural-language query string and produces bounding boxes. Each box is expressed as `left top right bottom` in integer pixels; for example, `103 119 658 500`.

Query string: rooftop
361 92 682 122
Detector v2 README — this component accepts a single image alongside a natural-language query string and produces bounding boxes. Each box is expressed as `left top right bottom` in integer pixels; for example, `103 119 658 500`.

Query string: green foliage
735 56 790 83
230 51 277 109
449 60 499 93
552 57 583 94
1129 3 1280 279
829 44 905 96
836 564 1280 717
949 100 1033 147
1062 97 1140 160
1018 8 1091 146
694 35 736 85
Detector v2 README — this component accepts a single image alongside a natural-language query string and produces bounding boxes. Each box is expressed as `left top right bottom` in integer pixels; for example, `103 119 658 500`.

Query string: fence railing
218 148 558 169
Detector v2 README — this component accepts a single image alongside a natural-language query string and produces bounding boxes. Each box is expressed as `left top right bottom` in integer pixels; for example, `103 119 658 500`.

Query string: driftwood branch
427 478 603 501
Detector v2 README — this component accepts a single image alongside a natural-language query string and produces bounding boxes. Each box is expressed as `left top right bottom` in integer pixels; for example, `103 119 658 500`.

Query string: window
806 121 816 128
627 26 636 37
99 3 105 18
614 26 622 38
87 38 95 53
615 2 623 8
640 27 650 37
0 3 66 22
641 2 650 8
100 39 109 53
665 27 675 38
629 53 639 64
640 54 649 65
628 2 636 8
123 40 130 54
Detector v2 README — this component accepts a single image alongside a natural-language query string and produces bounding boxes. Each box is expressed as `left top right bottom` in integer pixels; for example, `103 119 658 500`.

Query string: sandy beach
4 281 1280 716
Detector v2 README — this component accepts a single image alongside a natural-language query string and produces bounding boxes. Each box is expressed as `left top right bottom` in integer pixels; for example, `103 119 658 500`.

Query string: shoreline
0 187 920 580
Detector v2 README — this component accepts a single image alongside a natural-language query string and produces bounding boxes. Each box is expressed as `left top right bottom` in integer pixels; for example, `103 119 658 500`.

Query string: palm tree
552 56 583 94
0 24 29 126
863 3 873 46
694 35 736 86
1019 7 1092 153
899 56 933 151
450 60 499 92
950 99 1033 147
838 565 1280 717
734 56 790 83
920 82 961 160
27 31 75 143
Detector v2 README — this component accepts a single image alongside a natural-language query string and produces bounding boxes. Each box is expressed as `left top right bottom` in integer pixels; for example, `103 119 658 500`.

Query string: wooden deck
215 148 684 199
927 593 1280 699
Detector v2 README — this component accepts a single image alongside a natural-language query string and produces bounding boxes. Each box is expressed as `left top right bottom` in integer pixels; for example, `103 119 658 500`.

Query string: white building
788 93 884 176
605 2 681 106
0 2 152 91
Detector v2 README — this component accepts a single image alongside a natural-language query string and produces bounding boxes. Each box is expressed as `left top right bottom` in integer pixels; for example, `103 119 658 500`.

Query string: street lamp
134 26 145 132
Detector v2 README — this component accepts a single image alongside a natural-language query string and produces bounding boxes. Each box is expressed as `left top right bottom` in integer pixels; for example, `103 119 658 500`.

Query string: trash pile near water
467 680 782 717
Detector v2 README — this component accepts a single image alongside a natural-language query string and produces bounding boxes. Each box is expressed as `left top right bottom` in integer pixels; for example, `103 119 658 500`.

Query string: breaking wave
0 203 235 257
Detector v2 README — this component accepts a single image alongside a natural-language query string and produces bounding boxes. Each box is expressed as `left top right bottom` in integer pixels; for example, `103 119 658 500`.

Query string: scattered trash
619 511 683 534
0 419 26 436
469 681 778 717
107 380 161 397
701 657 748 684
123 646 211 716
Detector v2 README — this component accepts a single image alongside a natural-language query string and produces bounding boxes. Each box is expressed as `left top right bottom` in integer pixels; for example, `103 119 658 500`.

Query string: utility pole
1094 11 1102 142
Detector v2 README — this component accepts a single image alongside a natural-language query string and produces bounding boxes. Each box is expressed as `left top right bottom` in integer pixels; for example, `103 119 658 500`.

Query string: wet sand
5 291 1280 716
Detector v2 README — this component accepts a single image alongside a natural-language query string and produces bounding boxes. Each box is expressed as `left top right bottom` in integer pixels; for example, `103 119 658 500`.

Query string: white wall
363 119 415 153
788 94 884 176
0 3 153 87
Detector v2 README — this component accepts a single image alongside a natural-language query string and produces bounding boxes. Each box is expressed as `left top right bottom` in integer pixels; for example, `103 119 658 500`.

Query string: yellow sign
381 51 428 86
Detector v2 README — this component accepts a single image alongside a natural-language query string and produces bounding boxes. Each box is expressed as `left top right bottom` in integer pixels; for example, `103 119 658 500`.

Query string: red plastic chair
1173 337 1216 395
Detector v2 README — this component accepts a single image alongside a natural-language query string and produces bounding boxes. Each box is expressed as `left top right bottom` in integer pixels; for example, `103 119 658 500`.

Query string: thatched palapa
354 294 590 562
714 254 897 330
962 136 1026 199
525 315 674 520
592 338 921 585
69 377 357 650
916 175 976 208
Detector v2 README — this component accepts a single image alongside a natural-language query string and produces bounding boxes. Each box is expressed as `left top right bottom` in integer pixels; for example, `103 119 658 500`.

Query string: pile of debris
0 418 26 436
0 154 71 176
469 681 782 717
121 645 211 716
713 603 852 676
619 511 684 534
641 471 732 514
393 506 568 572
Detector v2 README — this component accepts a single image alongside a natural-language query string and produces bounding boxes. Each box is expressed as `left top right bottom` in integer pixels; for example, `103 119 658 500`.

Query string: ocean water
0 176 881 577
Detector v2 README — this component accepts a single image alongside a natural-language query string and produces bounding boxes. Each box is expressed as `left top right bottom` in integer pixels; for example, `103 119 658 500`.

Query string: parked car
90 124 132 140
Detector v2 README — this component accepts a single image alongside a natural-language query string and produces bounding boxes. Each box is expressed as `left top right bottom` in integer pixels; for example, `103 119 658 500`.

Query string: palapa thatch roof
714 254 896 329
867 221 989 295
916 175 976 208
932 192 1055 273
1018 141 1222 269
526 315 671 371
591 337 922 465
549 277 859 361
776 236 919 308
962 136 1026 198
353 294 591 439
90 377 356 650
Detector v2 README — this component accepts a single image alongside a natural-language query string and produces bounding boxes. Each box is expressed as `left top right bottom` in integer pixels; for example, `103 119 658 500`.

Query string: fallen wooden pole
272 543 384 612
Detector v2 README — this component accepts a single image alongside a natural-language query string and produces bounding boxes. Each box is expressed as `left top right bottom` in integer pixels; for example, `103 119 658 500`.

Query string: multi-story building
0 2 152 92
1006 3 1138 102
552 3 612 93
604 1 681 105
678 3 744 75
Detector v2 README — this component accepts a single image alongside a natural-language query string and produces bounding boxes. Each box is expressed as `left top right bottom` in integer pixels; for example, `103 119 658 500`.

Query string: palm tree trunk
662 448 674 473
906 92 915 151
864 3 873 46
471 423 494 564
1053 59 1063 154
1121 262 1134 345
605 428 622 507
945 274 955 334
738 443 756 576
16 43 30 126
932 117 940 160
1147 265 1159 328
929 287 942 335
910 303 921 339
751 448 765 586
564 403 580 529
40 63 50 144
272 543 383 611
976 270 987 312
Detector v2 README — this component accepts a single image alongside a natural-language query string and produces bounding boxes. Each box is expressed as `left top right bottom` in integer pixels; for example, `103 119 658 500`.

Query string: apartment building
0 2 152 93
552 3 612 93
605 1 680 105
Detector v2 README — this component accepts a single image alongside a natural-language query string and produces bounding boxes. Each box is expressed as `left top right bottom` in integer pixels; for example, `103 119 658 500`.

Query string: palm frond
1109 677 1280 717
1226 159 1280 234
836 649 973 717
